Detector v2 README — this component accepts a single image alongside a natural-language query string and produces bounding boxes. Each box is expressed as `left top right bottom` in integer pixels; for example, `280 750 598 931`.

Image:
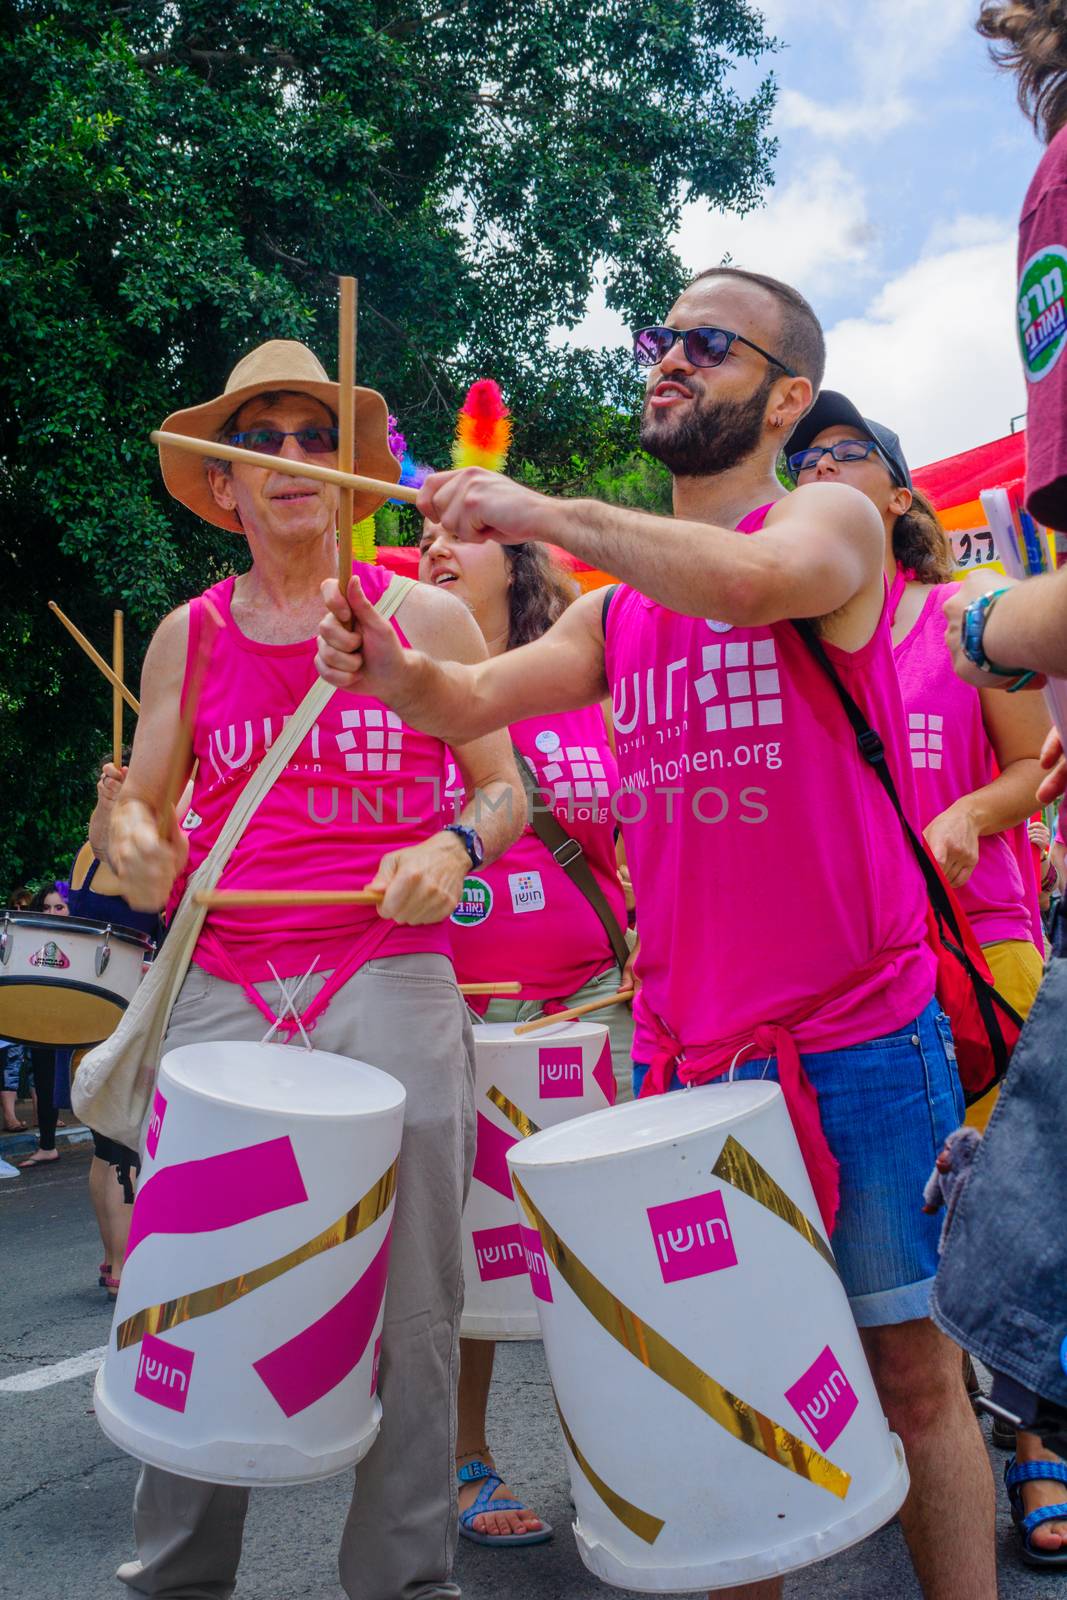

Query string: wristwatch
444 823 485 869
960 588 1031 680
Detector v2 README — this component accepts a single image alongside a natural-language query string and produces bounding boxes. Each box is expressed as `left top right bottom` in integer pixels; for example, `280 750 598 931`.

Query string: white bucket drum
507 1082 909 1592
94 1040 405 1487
0 912 154 1046
462 1020 617 1339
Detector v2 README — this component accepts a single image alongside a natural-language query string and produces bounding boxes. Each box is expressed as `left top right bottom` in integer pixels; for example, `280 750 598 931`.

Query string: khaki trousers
118 954 476 1600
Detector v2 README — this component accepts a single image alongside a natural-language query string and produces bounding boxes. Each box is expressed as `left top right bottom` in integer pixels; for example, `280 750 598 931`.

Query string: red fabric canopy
912 430 1026 510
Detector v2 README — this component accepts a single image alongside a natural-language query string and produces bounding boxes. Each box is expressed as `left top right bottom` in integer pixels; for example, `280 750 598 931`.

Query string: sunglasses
226 427 340 456
787 439 884 477
633 325 797 377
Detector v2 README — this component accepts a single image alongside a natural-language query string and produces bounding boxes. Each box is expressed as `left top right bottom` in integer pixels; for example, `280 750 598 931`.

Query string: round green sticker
1018 245 1067 382
451 876 493 927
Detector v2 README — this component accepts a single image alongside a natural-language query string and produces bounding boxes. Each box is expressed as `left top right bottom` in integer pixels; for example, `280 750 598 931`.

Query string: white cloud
777 87 912 141
675 156 876 299
823 216 1026 465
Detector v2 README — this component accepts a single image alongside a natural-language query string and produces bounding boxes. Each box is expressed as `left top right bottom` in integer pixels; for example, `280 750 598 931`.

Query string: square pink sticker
472 1224 527 1282
520 1225 553 1303
135 1333 194 1414
539 1045 584 1098
646 1189 738 1283
785 1345 858 1450
145 1089 167 1161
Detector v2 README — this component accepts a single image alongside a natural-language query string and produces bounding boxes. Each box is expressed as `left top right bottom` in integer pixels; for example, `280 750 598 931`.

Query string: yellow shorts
964 937 1046 1133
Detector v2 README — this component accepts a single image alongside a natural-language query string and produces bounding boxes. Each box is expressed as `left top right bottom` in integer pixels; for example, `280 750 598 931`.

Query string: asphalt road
0 1142 1054 1600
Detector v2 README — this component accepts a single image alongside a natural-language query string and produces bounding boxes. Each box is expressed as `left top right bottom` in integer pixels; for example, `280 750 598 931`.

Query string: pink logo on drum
785 1345 858 1450
647 1190 738 1283
520 1225 553 1303
29 941 69 970
472 1224 527 1282
145 1090 167 1161
538 1046 584 1098
370 1334 382 1397
135 1334 195 1413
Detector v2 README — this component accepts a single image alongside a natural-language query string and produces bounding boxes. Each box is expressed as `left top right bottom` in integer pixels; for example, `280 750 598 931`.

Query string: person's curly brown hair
893 487 957 584
502 543 579 647
977 1 1067 142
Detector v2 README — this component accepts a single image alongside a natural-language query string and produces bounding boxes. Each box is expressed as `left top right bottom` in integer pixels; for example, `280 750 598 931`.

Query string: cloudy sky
559 0 1041 471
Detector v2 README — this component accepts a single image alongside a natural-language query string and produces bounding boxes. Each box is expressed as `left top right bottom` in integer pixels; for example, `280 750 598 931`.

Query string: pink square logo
145 1089 167 1161
539 1045 584 1098
134 1333 194 1414
369 1334 382 1397
647 1190 738 1283
520 1225 553 1303
785 1345 858 1450
472 1224 527 1282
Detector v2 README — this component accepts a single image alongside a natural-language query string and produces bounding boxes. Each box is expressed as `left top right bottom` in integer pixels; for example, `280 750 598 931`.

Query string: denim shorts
633 998 964 1327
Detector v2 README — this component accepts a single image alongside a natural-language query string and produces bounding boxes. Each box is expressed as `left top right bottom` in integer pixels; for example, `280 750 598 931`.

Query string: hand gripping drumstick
150 432 419 506
513 988 635 1035
337 275 357 592
48 602 141 714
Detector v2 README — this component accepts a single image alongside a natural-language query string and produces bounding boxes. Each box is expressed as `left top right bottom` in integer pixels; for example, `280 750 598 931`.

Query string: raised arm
413 470 885 627
945 566 1067 684
318 577 610 744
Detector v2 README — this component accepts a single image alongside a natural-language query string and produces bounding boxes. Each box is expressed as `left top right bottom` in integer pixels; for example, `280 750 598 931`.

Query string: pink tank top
604 506 936 1065
445 706 625 1006
170 566 450 981
893 580 1036 947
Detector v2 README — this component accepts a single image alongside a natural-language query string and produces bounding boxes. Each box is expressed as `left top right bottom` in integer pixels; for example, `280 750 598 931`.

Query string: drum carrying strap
511 742 630 972
71 575 416 1148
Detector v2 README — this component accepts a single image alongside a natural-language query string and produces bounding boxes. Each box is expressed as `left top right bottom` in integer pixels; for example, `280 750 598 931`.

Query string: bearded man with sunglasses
317 268 996 1600
104 340 523 1600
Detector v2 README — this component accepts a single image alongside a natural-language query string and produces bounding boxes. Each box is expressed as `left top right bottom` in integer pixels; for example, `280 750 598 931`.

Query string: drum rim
0 911 155 949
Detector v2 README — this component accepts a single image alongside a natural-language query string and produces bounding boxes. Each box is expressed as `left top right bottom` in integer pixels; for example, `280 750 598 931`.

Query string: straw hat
157 340 401 534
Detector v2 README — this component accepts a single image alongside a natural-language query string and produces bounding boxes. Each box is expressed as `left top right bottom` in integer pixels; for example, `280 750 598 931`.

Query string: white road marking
0 1345 107 1393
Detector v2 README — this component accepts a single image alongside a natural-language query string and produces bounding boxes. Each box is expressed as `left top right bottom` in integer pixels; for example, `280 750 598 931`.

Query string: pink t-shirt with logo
445 705 625 1004
170 565 450 981
894 581 1035 947
603 505 936 1063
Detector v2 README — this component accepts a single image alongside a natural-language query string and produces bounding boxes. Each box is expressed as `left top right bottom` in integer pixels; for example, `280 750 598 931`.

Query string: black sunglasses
633 325 797 377
227 427 340 456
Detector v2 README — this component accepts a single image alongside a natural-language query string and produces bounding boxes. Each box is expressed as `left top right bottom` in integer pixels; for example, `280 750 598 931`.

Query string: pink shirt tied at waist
169 566 451 1024
444 705 625 1008
606 505 936 1232
891 572 1040 949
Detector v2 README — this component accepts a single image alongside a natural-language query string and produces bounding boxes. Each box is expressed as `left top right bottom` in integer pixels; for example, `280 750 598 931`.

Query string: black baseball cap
787 390 912 491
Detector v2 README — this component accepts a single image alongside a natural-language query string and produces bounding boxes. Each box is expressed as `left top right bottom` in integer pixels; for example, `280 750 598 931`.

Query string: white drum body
507 1082 909 1591
95 1040 405 1487
0 913 153 1046
462 1021 617 1339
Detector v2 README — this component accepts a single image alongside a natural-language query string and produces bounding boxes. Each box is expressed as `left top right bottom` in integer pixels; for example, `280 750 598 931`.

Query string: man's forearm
960 759 1044 837
983 568 1067 677
541 499 767 621
88 801 114 868
458 778 525 866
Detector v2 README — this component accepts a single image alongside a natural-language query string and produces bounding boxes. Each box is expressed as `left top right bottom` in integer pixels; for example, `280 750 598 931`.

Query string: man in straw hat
317 268 997 1599
106 339 524 1599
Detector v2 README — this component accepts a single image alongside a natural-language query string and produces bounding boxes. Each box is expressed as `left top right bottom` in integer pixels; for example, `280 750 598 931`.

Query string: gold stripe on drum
712 1136 839 1277
116 1157 399 1351
511 1173 851 1501
486 1085 541 1140
555 1399 665 1545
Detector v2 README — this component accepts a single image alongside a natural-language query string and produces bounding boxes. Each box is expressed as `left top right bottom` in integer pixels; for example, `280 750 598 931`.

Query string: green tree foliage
0 0 775 884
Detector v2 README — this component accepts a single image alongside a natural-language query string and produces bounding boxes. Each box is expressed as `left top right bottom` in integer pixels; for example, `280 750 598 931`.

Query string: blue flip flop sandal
1005 1457 1067 1567
457 1459 553 1547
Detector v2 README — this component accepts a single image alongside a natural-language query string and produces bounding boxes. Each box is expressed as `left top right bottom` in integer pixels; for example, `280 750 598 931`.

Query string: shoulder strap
374 573 416 622
512 741 629 971
601 583 620 636
790 619 1023 1051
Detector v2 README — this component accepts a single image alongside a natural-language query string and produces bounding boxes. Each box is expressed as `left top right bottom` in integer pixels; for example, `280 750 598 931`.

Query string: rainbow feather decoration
453 379 511 473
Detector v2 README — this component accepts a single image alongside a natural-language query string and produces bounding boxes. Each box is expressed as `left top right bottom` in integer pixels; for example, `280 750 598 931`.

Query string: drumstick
513 988 635 1035
151 432 417 506
48 602 141 714
112 610 124 766
337 276 357 592
458 982 522 996
194 889 385 907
